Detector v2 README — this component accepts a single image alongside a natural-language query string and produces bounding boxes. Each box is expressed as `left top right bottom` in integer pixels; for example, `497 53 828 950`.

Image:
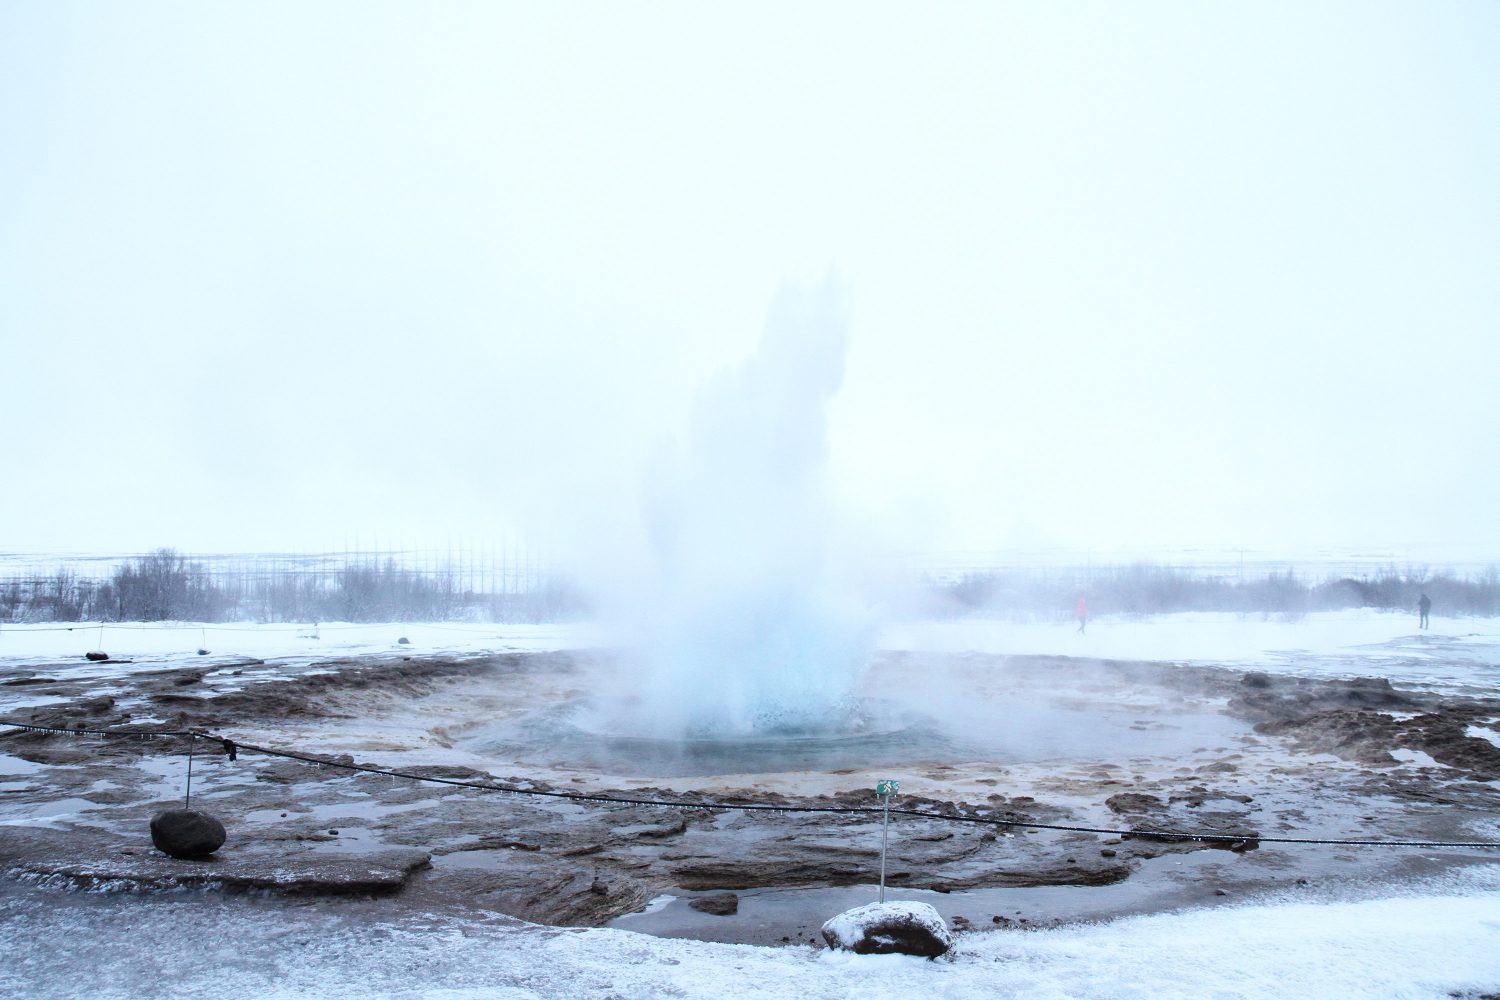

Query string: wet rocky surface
2 648 1498 946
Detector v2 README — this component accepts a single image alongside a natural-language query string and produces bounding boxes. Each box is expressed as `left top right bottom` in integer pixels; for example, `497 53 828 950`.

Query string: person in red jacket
1076 595 1088 634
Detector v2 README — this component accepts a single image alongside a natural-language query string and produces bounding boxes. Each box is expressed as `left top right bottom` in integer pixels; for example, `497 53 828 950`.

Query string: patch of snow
4 875 1500 999
1465 726 1500 749
1390 748 1446 768
0 621 600 669
882 612 1500 693
0 754 47 776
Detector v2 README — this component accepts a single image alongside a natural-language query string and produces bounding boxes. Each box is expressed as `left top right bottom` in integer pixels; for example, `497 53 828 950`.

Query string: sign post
875 779 899 902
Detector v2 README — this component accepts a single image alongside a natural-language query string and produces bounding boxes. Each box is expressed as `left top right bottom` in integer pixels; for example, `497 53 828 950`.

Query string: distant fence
0 548 586 625
5 548 1500 625
925 562 1500 619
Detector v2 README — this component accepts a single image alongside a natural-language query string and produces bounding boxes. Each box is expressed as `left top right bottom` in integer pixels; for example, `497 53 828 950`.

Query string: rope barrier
1 722 191 738
5 720 1498 851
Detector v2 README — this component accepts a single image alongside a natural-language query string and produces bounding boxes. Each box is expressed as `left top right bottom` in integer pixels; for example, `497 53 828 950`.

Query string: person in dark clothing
1418 593 1431 629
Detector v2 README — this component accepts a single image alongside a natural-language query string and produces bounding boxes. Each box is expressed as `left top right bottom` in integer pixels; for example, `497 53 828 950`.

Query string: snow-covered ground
3 610 1499 998
886 608 1494 662
3 869 1498 999
5 609 1499 697
888 611 1500 695
0 620 596 666
3 608 1493 671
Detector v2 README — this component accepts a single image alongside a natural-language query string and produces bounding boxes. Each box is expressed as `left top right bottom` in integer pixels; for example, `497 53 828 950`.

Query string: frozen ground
3 608 1492 672
3 862 1497 999
2 610 1499 998
886 611 1500 697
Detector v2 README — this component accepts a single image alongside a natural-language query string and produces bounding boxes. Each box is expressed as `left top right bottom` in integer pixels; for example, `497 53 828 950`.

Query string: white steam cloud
598 278 874 737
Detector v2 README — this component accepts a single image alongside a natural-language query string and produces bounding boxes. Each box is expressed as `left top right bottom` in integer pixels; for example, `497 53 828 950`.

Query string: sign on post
876 779 899 902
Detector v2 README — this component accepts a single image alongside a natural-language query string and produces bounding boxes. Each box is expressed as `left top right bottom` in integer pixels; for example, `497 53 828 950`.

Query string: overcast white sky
3 2 1497 564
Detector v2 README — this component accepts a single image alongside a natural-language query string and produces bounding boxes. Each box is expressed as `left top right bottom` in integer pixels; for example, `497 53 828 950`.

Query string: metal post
879 794 890 903
874 778 899 903
184 732 195 809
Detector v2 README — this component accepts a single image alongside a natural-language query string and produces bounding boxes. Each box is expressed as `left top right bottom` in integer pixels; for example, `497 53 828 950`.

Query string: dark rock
150 809 227 859
1106 792 1165 814
5 828 431 896
822 901 952 957
197 648 210 656
85 651 109 662
633 817 687 839
673 859 866 890
397 637 411 645
689 892 739 915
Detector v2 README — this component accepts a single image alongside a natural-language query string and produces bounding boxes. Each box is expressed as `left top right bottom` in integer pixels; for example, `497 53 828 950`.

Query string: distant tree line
929 563 1500 619
5 550 1497 624
1 548 585 624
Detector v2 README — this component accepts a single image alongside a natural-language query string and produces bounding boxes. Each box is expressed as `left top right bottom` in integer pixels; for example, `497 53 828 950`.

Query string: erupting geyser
607 279 874 738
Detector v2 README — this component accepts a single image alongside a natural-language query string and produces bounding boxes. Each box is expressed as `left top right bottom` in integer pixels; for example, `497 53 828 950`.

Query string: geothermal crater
2 646 1497 945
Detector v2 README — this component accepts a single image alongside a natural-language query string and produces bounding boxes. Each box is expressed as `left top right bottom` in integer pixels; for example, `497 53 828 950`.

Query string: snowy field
3 608 1494 667
3 610 1499 999
3 609 1498 694
3 854 1498 999
5 851 1494 1000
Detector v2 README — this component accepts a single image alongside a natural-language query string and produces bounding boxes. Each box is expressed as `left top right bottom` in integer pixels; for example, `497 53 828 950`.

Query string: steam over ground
589 280 875 736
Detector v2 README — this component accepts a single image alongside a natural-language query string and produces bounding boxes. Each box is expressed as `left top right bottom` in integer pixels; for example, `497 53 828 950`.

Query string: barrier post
184 732 195 808
875 779 900 902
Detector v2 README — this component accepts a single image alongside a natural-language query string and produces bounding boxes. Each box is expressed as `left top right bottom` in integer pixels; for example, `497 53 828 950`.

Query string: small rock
85 651 109 662
397 637 411 645
328 829 338 835
1214 889 1229 896
1106 792 1164 814
689 892 739 916
150 809 227 859
196 648 210 656
822 901 952 958
1100 849 1117 858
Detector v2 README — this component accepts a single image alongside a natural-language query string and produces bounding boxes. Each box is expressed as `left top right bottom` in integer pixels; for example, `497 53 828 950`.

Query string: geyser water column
619 279 873 738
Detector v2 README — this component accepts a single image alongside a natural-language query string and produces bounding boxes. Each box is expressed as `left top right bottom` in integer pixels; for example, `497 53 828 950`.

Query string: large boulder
150 809 227 859
821 901 952 957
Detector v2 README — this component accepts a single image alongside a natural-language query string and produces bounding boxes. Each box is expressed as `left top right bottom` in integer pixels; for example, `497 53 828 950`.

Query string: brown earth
2 649 1497 943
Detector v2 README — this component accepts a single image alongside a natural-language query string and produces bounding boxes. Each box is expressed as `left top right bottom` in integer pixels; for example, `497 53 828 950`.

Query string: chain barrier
4 720 1498 851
